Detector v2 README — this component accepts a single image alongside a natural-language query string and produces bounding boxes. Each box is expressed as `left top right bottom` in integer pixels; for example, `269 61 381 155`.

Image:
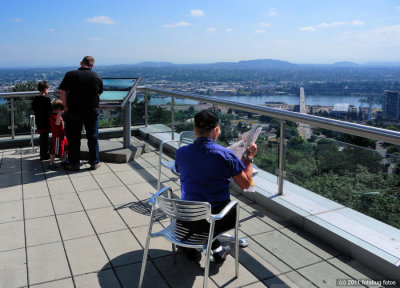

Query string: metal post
171 96 175 140
8 98 16 139
123 102 131 148
278 120 286 195
144 92 149 127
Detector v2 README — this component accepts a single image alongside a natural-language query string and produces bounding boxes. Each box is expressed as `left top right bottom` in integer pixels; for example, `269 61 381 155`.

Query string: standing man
175 110 257 263
60 56 103 170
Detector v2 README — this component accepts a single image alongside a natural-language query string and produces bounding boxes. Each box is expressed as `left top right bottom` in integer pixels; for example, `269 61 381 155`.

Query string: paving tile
102 185 136 206
241 282 268 288
154 253 218 288
27 242 71 285
64 235 110 275
52 193 83 214
263 271 318 288
131 223 174 259
43 169 69 182
242 202 291 230
127 181 157 201
23 181 49 199
114 170 147 185
0 172 21 187
279 226 341 260
57 211 95 240
67 166 92 178
107 162 132 172
253 230 322 270
0 248 27 288
24 197 54 219
117 204 152 228
70 175 100 192
0 185 22 202
22 172 45 185
298 261 356 288
0 200 23 223
239 210 276 236
98 229 142 267
115 262 168 288
89 163 111 175
87 207 126 234
74 269 120 288
93 173 124 189
77 189 112 210
0 221 25 252
47 179 75 195
26 216 61 247
30 278 74 288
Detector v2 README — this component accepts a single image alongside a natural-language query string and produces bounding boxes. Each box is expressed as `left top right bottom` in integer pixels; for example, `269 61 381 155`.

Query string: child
48 100 68 169
31 81 51 160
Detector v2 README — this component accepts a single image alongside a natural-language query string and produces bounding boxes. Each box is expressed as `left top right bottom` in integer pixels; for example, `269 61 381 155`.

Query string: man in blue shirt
175 109 257 263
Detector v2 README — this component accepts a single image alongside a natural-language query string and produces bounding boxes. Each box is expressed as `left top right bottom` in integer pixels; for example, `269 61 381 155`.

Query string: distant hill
135 61 176 67
333 61 359 67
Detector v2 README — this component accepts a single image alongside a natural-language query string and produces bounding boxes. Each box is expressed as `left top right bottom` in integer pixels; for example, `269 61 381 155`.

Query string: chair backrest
179 131 195 146
154 195 211 222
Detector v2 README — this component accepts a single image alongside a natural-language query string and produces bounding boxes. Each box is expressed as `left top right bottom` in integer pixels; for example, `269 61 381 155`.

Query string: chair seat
152 220 209 249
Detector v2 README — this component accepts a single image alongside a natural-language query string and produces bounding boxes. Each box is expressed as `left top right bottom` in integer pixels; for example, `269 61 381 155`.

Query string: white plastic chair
138 187 240 288
157 131 195 189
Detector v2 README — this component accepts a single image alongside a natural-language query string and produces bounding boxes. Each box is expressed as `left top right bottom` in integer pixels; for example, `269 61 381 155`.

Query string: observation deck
0 87 399 287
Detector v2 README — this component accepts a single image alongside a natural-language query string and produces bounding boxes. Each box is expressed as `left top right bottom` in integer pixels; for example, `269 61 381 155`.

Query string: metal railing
137 86 400 196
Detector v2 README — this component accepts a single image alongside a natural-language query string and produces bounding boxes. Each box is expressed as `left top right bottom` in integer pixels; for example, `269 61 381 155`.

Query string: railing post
123 102 131 148
277 120 286 195
8 98 17 139
144 91 149 127
171 96 175 140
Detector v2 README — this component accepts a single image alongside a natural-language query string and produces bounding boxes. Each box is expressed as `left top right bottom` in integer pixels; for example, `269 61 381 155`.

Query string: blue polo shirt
175 137 245 206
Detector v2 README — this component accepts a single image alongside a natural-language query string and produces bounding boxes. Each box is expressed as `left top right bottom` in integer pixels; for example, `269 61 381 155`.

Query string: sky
1 0 400 67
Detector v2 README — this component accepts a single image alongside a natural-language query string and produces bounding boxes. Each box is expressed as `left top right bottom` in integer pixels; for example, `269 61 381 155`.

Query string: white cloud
8 18 21 22
48 28 56 32
317 21 347 28
163 21 191 28
226 28 233 32
191 9 205 17
85 16 116 24
88 37 101 41
253 29 266 34
269 8 277 17
351 20 364 26
207 27 216 32
259 22 271 28
299 26 315 32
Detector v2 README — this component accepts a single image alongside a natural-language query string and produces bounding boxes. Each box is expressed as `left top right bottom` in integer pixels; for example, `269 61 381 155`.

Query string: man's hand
246 143 257 159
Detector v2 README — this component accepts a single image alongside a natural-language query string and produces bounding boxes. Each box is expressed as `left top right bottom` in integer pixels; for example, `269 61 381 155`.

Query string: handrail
0 91 55 98
137 86 400 146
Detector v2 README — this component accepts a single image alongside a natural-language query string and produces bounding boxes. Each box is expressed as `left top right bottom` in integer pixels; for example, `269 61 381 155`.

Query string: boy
48 100 68 169
31 81 51 160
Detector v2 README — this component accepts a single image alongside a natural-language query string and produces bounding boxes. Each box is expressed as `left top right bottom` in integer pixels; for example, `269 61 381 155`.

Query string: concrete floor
0 137 388 288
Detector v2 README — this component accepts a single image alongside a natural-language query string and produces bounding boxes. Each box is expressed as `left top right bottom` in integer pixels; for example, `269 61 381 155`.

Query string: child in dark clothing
48 100 68 170
31 81 51 160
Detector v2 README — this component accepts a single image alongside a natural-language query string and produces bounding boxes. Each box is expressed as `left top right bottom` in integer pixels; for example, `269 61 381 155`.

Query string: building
383 90 400 121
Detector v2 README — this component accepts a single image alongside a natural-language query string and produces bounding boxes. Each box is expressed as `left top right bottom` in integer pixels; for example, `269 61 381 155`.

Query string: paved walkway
0 139 386 288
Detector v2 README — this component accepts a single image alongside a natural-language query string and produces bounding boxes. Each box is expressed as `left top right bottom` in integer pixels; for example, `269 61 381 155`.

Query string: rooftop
0 133 388 288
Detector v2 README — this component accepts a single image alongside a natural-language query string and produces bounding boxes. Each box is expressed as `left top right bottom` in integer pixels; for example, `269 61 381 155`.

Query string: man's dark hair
37 81 49 93
51 99 65 111
81 56 95 66
195 109 220 134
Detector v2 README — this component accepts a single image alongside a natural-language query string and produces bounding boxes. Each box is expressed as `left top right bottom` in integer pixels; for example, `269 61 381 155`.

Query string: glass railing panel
284 123 400 229
146 93 172 128
15 97 34 135
130 91 146 126
0 98 11 136
98 108 123 129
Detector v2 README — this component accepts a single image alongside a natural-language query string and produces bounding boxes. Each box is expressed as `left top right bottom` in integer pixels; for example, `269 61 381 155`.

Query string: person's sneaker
40 154 50 161
90 162 101 170
211 246 230 264
66 163 80 171
61 160 69 167
182 247 201 262
48 163 57 170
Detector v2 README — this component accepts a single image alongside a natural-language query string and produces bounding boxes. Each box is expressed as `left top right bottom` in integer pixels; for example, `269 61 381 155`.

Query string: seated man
175 109 257 263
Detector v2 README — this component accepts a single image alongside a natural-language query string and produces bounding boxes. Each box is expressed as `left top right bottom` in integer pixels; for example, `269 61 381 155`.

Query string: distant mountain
333 61 359 67
135 61 176 67
365 62 400 67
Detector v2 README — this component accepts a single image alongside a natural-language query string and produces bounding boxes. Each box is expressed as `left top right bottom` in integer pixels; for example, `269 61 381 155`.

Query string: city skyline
1 0 400 67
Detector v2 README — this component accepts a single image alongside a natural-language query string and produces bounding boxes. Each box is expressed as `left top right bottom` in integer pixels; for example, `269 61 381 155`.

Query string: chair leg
204 222 215 288
172 243 177 263
221 233 249 248
235 207 240 278
138 234 151 288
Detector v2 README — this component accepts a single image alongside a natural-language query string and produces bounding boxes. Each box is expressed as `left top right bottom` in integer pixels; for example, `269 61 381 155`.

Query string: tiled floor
0 140 387 288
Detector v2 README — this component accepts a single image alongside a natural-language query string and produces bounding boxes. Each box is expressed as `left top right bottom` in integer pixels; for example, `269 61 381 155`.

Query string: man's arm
60 90 68 111
232 143 257 189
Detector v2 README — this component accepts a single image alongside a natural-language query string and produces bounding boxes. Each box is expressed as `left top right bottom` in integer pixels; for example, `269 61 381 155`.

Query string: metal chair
29 115 37 151
157 131 195 189
138 187 240 288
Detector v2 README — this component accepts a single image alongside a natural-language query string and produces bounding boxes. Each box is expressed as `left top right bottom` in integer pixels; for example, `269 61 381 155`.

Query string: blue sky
1 0 400 67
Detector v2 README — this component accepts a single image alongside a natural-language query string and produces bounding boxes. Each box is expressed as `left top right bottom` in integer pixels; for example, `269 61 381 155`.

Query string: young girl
48 100 68 169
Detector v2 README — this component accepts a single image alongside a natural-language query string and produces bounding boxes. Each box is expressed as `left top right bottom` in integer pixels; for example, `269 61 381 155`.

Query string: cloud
207 27 216 32
317 21 347 28
299 26 315 32
225 28 233 32
163 21 191 28
85 16 116 24
269 8 277 17
88 37 101 41
48 28 56 32
191 9 205 17
253 29 266 34
351 20 364 26
259 22 271 28
8 18 21 22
